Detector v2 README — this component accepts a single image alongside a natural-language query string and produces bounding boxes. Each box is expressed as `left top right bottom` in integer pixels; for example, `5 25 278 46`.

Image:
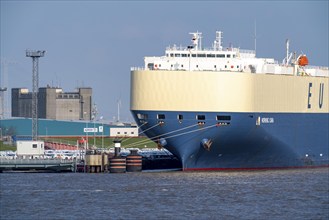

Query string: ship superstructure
145 31 327 76
130 31 329 170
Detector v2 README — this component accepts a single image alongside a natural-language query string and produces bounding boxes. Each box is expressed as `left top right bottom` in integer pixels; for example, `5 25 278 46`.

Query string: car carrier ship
130 31 329 170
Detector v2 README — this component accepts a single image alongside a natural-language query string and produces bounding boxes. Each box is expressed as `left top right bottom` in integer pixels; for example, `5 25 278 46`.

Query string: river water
1 168 328 220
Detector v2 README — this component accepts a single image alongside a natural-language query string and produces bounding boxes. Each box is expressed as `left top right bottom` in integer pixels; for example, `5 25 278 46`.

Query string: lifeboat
298 55 309 66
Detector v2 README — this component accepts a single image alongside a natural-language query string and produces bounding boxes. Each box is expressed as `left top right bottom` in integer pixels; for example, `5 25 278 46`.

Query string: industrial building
11 86 92 121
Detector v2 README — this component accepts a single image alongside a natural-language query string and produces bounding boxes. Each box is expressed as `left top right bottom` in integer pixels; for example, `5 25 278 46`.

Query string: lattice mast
26 50 45 141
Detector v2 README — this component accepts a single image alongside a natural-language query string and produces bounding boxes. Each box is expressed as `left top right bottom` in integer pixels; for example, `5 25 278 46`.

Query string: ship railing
131 67 145 71
166 45 256 55
166 45 187 51
0 158 73 164
306 65 329 70
239 49 256 54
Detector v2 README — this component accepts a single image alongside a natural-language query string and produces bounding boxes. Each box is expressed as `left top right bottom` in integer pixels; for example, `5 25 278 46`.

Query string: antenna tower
26 50 45 141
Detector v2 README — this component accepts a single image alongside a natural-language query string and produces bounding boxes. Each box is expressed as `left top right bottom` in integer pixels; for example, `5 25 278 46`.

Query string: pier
0 159 75 172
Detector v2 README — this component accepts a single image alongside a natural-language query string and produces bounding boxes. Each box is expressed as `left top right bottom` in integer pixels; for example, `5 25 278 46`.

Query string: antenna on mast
189 31 202 51
117 99 121 122
254 20 257 56
213 31 223 51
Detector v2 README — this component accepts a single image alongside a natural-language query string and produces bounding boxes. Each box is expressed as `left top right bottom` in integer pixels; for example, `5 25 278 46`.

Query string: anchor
201 138 213 151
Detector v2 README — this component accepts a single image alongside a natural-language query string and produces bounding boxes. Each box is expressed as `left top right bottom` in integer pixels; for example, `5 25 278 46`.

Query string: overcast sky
1 1 328 122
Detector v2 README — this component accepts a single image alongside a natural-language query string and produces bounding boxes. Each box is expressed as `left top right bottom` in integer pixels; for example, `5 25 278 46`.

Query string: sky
1 0 328 122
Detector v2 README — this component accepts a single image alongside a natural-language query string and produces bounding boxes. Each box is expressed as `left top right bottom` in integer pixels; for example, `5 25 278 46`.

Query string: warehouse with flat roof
0 118 138 138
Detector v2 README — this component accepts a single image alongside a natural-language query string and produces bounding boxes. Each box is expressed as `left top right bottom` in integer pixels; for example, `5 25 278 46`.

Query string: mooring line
109 122 159 148
125 123 217 149
123 123 198 148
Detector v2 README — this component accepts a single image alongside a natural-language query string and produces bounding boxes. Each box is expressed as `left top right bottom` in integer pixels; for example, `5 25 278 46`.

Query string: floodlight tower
26 50 46 141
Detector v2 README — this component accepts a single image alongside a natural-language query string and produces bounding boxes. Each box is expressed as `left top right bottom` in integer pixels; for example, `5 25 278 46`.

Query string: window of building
131 132 134 134
33 144 37 148
124 132 127 135
117 132 121 135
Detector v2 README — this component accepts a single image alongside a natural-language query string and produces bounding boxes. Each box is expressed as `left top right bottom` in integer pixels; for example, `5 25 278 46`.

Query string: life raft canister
298 55 309 66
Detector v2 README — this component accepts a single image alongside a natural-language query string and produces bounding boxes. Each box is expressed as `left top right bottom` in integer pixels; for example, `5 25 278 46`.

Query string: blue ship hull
131 110 329 170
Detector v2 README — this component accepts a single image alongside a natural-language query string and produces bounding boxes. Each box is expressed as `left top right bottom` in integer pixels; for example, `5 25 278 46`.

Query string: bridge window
207 54 215 58
197 54 206 57
175 54 181 57
192 54 196 57
217 54 225 58
147 63 154 70
182 54 188 57
227 54 231 58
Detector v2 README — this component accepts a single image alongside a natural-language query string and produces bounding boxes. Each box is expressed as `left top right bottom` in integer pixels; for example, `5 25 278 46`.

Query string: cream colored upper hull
130 70 328 113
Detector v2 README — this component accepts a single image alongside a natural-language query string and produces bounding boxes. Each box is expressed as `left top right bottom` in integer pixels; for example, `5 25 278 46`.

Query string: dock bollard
126 149 142 172
109 139 126 173
85 150 102 173
109 157 126 173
